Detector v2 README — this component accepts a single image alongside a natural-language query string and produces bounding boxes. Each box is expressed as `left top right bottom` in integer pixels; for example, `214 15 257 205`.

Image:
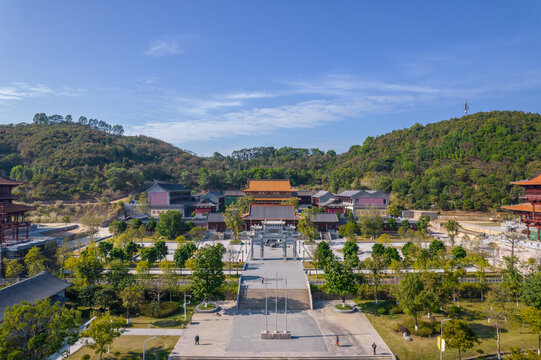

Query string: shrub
389 306 402 314
448 305 461 315
82 355 91 360
377 306 388 315
140 301 180 318
413 326 434 337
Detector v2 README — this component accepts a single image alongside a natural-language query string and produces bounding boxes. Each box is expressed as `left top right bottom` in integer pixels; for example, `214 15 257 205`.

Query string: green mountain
1 110 539 211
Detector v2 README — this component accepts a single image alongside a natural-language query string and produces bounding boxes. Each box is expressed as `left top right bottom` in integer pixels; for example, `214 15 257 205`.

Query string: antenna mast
464 100 469 115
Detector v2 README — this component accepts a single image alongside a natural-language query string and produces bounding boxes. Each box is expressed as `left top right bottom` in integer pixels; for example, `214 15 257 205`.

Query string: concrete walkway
122 328 184 336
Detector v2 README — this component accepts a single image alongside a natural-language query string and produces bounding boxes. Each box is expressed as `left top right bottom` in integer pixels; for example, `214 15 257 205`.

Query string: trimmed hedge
140 301 180 318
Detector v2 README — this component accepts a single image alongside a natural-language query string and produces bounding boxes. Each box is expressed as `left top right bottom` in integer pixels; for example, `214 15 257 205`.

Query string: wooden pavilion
502 172 541 241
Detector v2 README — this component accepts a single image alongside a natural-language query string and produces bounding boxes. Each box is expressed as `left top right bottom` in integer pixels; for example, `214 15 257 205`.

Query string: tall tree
188 226 207 245
297 208 319 242
313 241 334 273
0 300 81 360
156 210 188 239
486 283 510 360
65 243 103 286
24 247 47 276
82 312 126 360
392 273 425 330
443 320 478 360
190 244 226 305
154 240 169 261
119 285 144 323
364 255 386 304
324 259 357 306
444 220 460 246
520 272 541 309
106 259 134 291
223 205 244 241
174 242 197 275
522 308 541 356
338 221 357 242
3 259 24 282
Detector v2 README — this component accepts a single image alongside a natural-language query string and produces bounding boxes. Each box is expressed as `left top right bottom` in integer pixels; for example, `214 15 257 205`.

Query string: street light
143 336 157 360
440 318 451 360
184 292 192 321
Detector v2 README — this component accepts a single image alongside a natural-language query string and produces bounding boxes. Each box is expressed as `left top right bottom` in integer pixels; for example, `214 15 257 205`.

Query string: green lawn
71 335 179 360
115 303 195 329
358 299 539 360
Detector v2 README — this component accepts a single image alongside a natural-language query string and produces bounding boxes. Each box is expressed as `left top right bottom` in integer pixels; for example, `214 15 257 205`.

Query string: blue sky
1 1 540 155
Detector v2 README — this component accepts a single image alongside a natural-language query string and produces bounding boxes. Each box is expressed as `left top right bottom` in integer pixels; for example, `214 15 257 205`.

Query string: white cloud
144 34 195 57
130 95 407 143
0 82 54 101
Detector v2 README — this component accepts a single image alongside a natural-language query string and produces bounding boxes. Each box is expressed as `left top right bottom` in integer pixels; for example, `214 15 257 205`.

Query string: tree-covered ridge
0 110 539 210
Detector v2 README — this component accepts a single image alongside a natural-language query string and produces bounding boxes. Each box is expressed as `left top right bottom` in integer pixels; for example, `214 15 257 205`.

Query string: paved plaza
169 248 394 359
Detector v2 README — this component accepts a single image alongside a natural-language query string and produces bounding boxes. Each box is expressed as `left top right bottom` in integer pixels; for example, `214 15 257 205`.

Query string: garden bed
195 303 220 313
333 303 356 313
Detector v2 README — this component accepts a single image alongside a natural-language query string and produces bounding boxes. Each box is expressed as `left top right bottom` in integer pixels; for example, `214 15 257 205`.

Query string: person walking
195 334 200 345
372 342 377 355
261 277 264 284
335 335 340 347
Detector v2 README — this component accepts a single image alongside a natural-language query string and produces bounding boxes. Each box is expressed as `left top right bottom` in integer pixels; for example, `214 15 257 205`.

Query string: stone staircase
237 287 311 311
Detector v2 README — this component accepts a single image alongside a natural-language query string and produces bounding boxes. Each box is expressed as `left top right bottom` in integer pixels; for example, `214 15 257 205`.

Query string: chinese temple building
502 172 541 241
242 179 297 205
0 175 33 245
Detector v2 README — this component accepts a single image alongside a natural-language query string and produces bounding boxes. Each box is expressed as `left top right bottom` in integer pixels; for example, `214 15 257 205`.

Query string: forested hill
0 110 539 211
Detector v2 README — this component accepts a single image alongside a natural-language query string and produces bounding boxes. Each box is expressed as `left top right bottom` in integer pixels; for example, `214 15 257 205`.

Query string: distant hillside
0 110 539 211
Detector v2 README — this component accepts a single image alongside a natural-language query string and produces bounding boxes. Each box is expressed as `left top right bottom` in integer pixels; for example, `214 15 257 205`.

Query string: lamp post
143 336 157 360
440 318 451 360
184 292 192 321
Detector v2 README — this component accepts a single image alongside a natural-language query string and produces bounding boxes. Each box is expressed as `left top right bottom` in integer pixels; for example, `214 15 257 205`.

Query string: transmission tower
464 100 469 115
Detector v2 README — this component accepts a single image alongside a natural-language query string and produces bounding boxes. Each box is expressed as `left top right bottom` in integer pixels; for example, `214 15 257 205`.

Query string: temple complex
0 175 32 245
243 179 297 204
502 172 541 241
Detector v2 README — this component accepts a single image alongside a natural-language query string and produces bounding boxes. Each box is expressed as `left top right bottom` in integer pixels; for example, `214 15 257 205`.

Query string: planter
333 303 356 313
195 303 221 313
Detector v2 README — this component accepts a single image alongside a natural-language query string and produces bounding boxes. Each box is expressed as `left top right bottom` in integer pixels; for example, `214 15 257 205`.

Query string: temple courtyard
169 246 393 359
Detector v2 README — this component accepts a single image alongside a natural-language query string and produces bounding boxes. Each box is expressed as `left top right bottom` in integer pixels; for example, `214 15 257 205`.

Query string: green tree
364 255 386 304
324 260 357 306
297 209 319 242
136 260 150 278
428 239 446 257
109 247 125 261
0 299 81 360
223 205 244 241
160 260 177 301
444 220 460 246
338 221 357 241
358 214 384 238
174 242 198 274
188 226 207 245
190 244 226 305
3 259 24 282
313 241 334 272
235 195 254 213
343 240 359 265
156 210 188 239
140 246 158 264
154 240 169 261
521 307 541 356
106 259 134 291
119 284 145 323
24 247 47 276
416 215 431 233
392 273 425 330
486 283 510 360
98 241 113 258
145 217 157 232
386 203 401 217
452 246 467 260
372 243 385 256
124 241 139 260
520 272 541 309
443 320 478 360
82 312 126 360
65 244 103 286
469 254 490 301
